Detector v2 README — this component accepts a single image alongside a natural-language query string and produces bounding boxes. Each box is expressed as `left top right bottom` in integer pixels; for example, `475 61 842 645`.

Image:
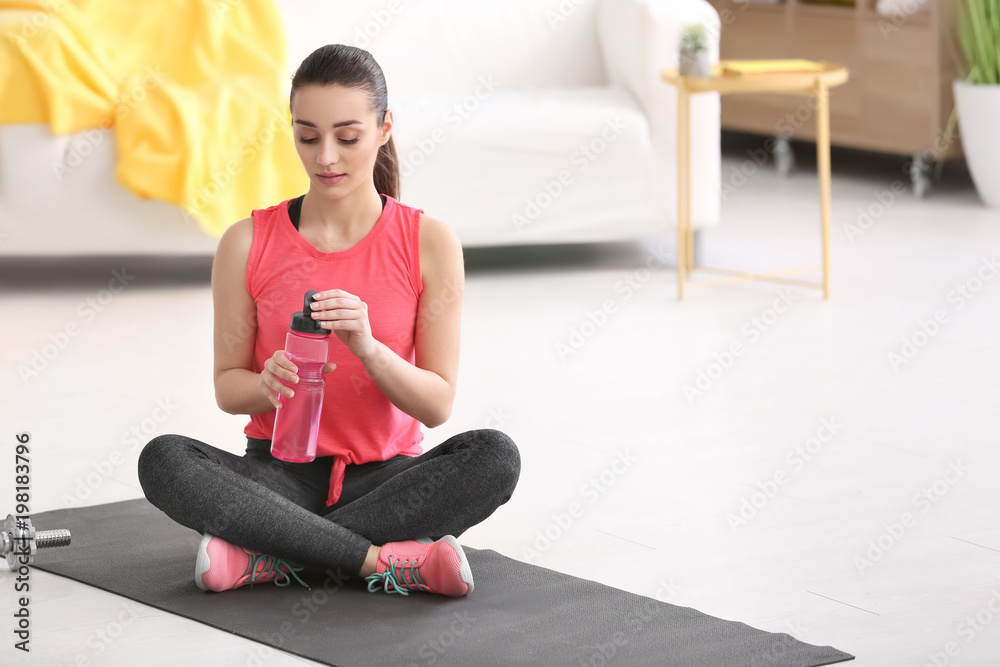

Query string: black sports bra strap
288 194 305 230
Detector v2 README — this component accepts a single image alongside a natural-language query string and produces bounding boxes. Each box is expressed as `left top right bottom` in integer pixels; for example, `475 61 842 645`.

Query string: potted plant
679 24 710 77
943 0 1000 208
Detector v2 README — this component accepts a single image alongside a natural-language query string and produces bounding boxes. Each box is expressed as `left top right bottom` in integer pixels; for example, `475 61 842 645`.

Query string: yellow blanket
0 0 309 238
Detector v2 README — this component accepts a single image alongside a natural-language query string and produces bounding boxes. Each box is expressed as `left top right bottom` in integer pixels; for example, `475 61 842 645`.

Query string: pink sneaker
365 535 473 597
195 534 310 592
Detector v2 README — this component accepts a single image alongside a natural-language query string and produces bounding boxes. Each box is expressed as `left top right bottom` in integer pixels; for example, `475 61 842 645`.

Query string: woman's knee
137 434 192 499
468 428 521 499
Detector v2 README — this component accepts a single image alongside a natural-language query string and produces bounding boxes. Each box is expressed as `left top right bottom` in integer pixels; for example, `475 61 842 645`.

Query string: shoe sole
195 533 214 592
440 535 474 595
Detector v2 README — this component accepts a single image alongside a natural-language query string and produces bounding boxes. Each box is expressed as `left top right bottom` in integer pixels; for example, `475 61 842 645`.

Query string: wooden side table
661 61 849 300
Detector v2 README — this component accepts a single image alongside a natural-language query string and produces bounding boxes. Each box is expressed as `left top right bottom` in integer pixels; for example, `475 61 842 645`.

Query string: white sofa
0 0 720 256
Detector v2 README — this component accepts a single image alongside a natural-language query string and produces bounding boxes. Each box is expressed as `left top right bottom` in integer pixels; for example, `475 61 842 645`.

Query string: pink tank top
243 193 425 508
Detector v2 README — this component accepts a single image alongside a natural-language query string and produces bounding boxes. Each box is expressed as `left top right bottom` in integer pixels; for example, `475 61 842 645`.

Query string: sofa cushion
390 85 664 246
279 0 607 95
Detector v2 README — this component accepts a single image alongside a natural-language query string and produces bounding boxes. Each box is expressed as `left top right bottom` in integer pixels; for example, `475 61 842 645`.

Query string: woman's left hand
309 289 377 361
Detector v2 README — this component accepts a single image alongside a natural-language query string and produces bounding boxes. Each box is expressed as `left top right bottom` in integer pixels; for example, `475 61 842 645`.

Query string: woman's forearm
216 346 451 425
359 340 452 428
216 368 275 416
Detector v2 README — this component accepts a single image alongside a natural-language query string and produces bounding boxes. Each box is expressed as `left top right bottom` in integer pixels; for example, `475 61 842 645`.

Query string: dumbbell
1 514 71 571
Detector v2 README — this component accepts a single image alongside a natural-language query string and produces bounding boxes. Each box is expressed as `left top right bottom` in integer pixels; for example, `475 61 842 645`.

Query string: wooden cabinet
706 0 963 161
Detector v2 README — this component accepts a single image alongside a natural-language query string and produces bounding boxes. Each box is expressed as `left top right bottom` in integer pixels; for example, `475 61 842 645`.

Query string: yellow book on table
722 60 826 76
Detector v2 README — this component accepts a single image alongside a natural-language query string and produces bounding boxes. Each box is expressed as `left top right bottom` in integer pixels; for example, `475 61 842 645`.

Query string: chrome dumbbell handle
2 514 71 571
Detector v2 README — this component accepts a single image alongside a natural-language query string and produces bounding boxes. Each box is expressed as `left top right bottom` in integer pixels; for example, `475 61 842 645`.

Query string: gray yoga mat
30 498 854 667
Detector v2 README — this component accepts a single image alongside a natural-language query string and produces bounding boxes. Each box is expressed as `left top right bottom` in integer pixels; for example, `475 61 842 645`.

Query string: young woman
137 44 521 598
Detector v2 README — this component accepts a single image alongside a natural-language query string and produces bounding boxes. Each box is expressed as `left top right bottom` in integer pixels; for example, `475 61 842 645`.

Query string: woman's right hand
259 350 298 409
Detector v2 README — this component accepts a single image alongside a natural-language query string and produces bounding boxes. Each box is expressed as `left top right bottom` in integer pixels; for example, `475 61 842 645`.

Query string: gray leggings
137 429 521 577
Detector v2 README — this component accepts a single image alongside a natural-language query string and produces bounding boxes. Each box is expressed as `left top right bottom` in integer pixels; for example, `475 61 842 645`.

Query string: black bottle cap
289 290 331 335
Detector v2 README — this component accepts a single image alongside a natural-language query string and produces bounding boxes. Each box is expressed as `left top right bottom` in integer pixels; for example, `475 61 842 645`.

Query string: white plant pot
954 80 1000 209
679 50 710 78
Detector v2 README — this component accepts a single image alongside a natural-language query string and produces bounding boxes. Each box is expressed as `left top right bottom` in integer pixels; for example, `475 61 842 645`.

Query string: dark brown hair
290 44 399 200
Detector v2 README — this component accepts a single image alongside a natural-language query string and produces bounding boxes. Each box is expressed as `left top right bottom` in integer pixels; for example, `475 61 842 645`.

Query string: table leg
686 201 694 277
683 93 694 279
677 85 691 300
815 80 832 300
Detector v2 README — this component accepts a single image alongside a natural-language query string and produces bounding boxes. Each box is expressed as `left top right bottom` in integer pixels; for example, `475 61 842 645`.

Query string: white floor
2 133 999 666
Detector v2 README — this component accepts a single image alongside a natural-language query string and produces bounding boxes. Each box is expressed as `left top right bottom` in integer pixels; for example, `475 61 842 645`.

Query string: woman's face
290 84 391 197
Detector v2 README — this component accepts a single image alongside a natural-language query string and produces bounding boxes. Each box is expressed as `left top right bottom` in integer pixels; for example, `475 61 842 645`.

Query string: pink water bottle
271 289 331 462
